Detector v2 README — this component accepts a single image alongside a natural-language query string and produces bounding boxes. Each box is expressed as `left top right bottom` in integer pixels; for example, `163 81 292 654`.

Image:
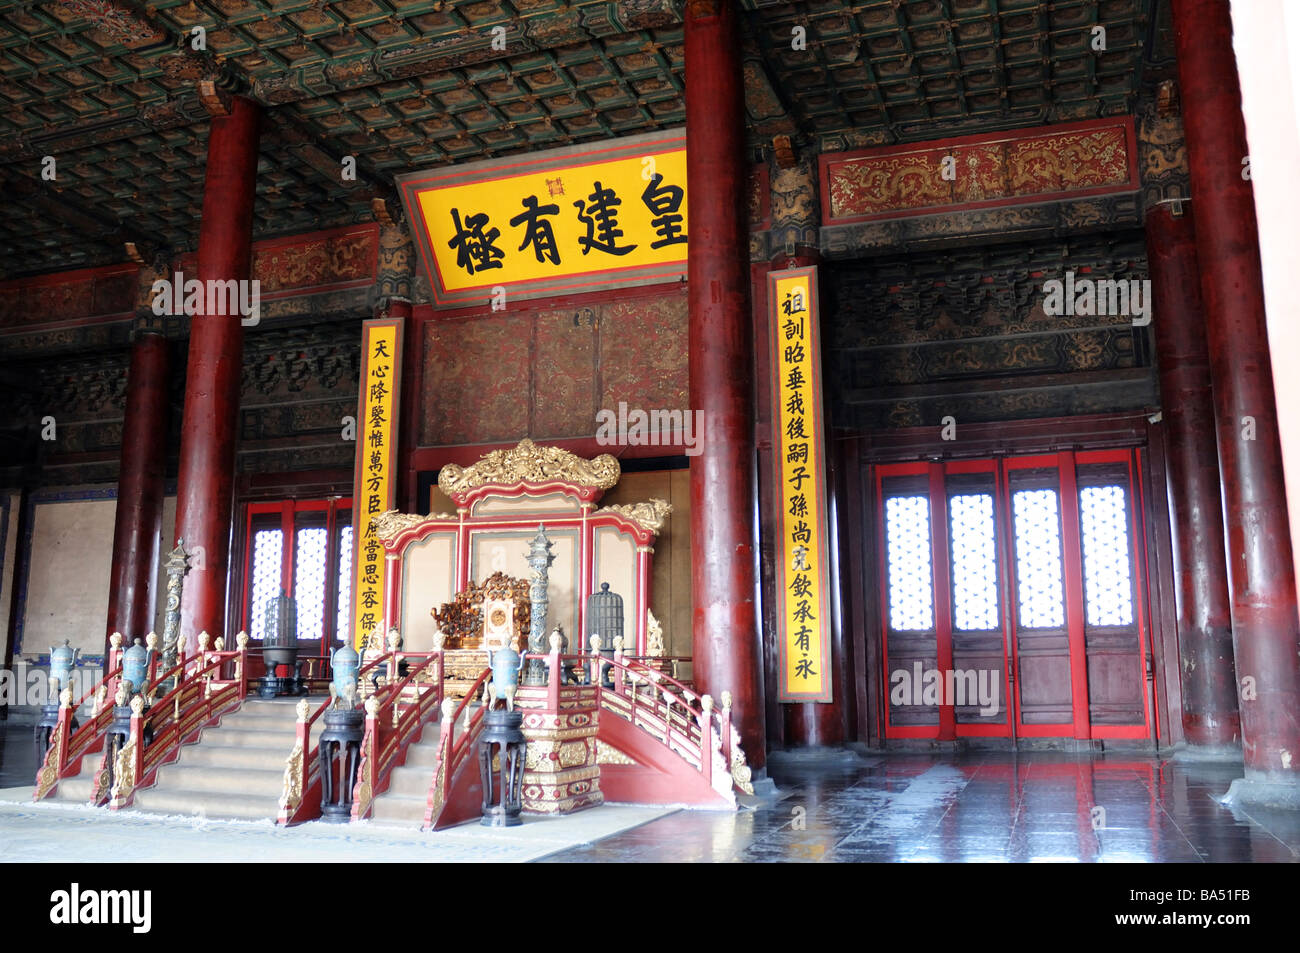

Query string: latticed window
949 493 999 631
336 525 353 646
1011 488 1066 629
885 494 935 631
294 527 329 640
242 499 353 646
1079 485 1135 627
248 529 283 641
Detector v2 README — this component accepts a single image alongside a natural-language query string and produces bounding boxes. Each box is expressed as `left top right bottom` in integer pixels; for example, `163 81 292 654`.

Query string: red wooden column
685 0 765 770
105 328 169 655
172 96 262 655
1145 202 1240 756
1173 0 1300 806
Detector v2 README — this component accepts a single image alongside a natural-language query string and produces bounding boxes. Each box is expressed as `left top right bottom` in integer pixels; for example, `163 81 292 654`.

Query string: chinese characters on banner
396 130 688 308
770 267 832 702
351 318 402 650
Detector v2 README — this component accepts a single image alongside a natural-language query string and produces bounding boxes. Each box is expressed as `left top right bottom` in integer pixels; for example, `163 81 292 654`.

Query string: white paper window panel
592 525 639 650
399 531 458 651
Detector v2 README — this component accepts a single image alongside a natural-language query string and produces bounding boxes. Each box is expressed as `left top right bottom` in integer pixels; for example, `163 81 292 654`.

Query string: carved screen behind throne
376 440 669 655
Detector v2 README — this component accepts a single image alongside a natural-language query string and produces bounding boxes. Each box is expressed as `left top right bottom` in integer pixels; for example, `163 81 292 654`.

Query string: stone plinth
515 683 603 814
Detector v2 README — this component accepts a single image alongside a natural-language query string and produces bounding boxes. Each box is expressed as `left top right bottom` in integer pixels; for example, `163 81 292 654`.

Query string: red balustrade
349 649 446 821
33 634 128 801
106 634 249 809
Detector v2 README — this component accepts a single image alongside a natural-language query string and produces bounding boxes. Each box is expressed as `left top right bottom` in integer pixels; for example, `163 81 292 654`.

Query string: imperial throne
370 439 675 681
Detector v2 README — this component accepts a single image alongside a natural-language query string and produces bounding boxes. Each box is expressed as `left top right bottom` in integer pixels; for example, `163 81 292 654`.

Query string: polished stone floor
5 715 1298 862
544 752 1300 863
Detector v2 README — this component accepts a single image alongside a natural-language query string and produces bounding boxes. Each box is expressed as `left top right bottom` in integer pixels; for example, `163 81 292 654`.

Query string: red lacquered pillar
686 0 766 770
1145 202 1240 756
172 96 262 655
105 329 169 656
1173 0 1300 806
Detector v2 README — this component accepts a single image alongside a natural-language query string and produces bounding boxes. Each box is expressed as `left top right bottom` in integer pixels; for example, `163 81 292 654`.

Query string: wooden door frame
841 412 1177 748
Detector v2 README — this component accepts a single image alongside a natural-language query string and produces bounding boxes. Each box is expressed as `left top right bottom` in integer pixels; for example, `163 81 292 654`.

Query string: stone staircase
50 752 101 804
125 698 303 821
367 719 443 827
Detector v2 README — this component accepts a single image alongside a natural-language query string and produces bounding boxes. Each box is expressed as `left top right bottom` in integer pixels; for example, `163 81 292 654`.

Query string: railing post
699 694 713 789
352 695 380 819
108 632 124 696
439 697 456 803
281 698 310 820
386 627 401 685
613 637 625 697
236 631 249 700
547 633 563 710
589 635 602 686
33 688 75 801
433 645 444 709
111 695 146 809
144 631 159 685
719 690 733 768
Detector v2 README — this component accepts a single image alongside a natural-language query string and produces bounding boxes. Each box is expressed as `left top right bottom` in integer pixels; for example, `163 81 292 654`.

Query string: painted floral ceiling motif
0 0 1153 277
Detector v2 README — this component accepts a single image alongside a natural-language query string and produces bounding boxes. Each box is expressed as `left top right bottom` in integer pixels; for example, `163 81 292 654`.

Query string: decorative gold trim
596 741 637 766
34 728 63 800
370 510 457 543
279 740 304 812
426 759 446 823
596 498 672 535
719 692 755 796
438 439 620 496
110 739 136 804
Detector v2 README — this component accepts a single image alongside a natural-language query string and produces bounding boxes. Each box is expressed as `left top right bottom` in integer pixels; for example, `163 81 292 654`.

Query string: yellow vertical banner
770 267 832 702
351 318 403 650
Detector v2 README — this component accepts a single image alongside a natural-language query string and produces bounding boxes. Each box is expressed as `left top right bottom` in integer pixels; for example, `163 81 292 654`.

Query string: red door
876 449 1152 742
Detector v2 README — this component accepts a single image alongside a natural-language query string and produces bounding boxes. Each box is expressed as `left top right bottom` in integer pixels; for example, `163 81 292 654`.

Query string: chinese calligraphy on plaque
351 318 402 650
770 268 832 702
398 130 688 308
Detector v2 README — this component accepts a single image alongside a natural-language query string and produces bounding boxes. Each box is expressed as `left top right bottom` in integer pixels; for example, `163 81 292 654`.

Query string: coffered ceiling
0 0 1157 278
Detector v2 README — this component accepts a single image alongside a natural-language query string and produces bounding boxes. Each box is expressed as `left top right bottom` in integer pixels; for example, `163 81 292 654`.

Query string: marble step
180 744 295 771
368 792 427 826
151 762 283 797
128 788 280 822
197 728 296 749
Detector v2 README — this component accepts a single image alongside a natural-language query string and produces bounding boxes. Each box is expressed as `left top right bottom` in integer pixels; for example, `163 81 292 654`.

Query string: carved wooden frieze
820 118 1139 225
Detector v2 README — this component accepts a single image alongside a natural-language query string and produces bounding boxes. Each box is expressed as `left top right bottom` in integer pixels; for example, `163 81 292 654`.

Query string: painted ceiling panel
0 0 1154 277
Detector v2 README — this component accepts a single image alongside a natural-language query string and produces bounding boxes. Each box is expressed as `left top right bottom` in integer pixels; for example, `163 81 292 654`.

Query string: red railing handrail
107 639 249 809
140 651 234 727
67 661 124 713
521 644 747 799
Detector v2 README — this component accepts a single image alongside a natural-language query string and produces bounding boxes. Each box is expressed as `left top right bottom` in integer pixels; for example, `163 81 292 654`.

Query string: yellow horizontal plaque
398 130 688 308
